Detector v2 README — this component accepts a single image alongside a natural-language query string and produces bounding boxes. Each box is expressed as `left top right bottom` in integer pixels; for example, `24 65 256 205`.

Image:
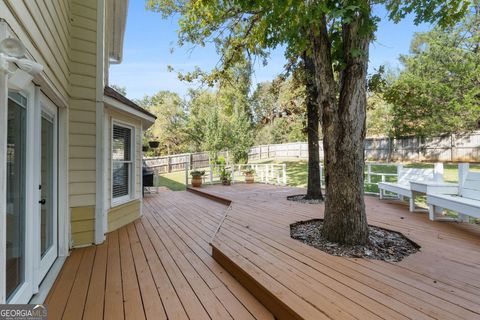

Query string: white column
283 163 287 185
94 0 106 244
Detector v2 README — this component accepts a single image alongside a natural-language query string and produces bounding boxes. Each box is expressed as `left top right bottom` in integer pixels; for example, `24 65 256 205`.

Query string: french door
5 90 58 303
38 96 58 281
5 91 32 303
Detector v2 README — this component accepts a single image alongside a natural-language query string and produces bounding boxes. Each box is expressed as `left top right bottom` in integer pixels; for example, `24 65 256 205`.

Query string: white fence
185 163 287 186
249 131 480 162
319 162 401 195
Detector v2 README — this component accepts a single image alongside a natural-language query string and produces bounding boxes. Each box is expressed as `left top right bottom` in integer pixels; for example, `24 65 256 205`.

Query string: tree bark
303 52 323 200
311 11 370 245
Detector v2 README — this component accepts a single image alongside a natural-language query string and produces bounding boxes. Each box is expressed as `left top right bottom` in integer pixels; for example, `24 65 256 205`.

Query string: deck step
186 187 232 205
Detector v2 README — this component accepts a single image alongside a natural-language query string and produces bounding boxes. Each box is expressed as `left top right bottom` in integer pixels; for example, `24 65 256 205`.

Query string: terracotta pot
245 173 254 184
191 176 202 187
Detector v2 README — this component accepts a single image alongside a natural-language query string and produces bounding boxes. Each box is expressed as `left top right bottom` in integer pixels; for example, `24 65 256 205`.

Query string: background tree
381 8 480 137
137 91 188 156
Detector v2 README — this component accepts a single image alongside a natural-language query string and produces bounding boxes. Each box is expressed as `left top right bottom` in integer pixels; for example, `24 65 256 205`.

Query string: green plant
220 167 232 182
190 170 205 178
243 168 255 175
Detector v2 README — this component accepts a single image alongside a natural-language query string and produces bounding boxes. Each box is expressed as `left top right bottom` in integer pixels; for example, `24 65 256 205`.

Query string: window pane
41 117 54 257
112 162 129 198
112 125 131 161
6 97 26 300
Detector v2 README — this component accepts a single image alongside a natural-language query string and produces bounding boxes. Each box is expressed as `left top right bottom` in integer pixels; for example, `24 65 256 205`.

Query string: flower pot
142 146 149 152
148 141 160 148
222 179 231 186
245 173 254 184
191 176 202 188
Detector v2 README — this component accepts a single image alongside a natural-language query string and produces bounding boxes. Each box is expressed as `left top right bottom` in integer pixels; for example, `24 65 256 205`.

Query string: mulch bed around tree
286 194 324 204
290 219 420 262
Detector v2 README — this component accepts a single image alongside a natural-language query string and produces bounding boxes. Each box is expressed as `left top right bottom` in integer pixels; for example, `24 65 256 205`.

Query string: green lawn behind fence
155 160 480 195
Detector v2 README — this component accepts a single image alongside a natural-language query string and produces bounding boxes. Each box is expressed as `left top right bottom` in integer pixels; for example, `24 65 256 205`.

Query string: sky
109 3 431 100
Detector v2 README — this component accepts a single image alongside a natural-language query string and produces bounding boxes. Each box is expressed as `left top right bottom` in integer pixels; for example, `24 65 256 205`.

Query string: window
112 123 134 202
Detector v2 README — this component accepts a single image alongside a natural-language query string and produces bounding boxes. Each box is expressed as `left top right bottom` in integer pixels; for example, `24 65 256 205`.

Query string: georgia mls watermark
0 305 47 320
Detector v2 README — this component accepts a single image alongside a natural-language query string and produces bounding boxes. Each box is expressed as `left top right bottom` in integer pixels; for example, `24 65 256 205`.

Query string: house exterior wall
69 0 98 246
0 1 70 105
108 200 141 232
1 0 139 249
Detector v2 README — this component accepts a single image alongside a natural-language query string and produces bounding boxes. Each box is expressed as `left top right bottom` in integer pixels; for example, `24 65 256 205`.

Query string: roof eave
107 0 128 64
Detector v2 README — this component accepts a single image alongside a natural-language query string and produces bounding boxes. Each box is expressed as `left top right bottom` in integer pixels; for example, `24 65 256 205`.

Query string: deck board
203 184 480 320
45 189 273 320
45 184 480 320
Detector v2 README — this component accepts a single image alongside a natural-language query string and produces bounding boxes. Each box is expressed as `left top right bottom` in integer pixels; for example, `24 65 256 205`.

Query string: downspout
95 0 106 244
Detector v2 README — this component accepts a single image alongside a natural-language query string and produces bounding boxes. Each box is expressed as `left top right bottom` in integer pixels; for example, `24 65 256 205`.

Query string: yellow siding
3 0 143 248
108 200 141 232
71 206 95 247
0 0 70 102
69 0 97 211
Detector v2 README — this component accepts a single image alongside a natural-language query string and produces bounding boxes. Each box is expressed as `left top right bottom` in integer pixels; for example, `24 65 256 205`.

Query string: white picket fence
185 163 287 186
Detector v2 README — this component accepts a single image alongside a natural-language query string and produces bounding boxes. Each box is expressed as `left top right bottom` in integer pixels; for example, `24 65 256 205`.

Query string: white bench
379 165 443 212
427 169 480 222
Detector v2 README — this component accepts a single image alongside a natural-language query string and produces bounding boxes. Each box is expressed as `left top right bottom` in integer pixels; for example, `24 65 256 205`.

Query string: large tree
148 0 469 244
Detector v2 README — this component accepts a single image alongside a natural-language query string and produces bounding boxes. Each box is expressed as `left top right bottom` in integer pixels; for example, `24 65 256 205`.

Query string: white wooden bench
379 165 443 212
427 170 480 222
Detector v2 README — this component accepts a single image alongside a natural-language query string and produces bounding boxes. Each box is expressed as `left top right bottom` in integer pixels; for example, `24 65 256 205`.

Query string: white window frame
111 121 136 207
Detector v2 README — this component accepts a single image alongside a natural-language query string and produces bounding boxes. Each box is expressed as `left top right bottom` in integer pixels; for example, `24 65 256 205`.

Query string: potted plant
190 170 205 188
220 167 232 186
142 145 149 152
243 168 255 184
148 140 160 148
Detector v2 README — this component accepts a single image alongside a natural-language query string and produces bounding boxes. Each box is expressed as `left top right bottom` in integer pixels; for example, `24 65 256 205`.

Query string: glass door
38 98 58 281
6 92 29 302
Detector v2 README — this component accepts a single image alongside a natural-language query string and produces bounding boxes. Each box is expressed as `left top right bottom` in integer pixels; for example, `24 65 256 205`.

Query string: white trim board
95 0 107 244
104 95 156 126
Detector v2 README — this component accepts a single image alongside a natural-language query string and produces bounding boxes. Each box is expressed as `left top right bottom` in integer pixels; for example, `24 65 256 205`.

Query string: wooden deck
203 184 480 320
45 184 480 320
45 190 273 320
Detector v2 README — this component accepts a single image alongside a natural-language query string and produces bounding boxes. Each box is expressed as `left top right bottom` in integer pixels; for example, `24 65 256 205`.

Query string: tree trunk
302 52 323 200
311 12 370 245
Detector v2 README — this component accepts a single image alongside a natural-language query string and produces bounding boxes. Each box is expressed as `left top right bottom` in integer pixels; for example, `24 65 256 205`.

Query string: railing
185 163 287 186
319 162 401 195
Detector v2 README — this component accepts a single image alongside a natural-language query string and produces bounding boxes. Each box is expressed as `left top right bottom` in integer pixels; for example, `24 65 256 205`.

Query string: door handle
39 199 46 205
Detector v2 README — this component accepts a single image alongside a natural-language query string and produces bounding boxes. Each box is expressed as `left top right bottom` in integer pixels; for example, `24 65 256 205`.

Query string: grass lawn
154 171 187 191
156 160 480 196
